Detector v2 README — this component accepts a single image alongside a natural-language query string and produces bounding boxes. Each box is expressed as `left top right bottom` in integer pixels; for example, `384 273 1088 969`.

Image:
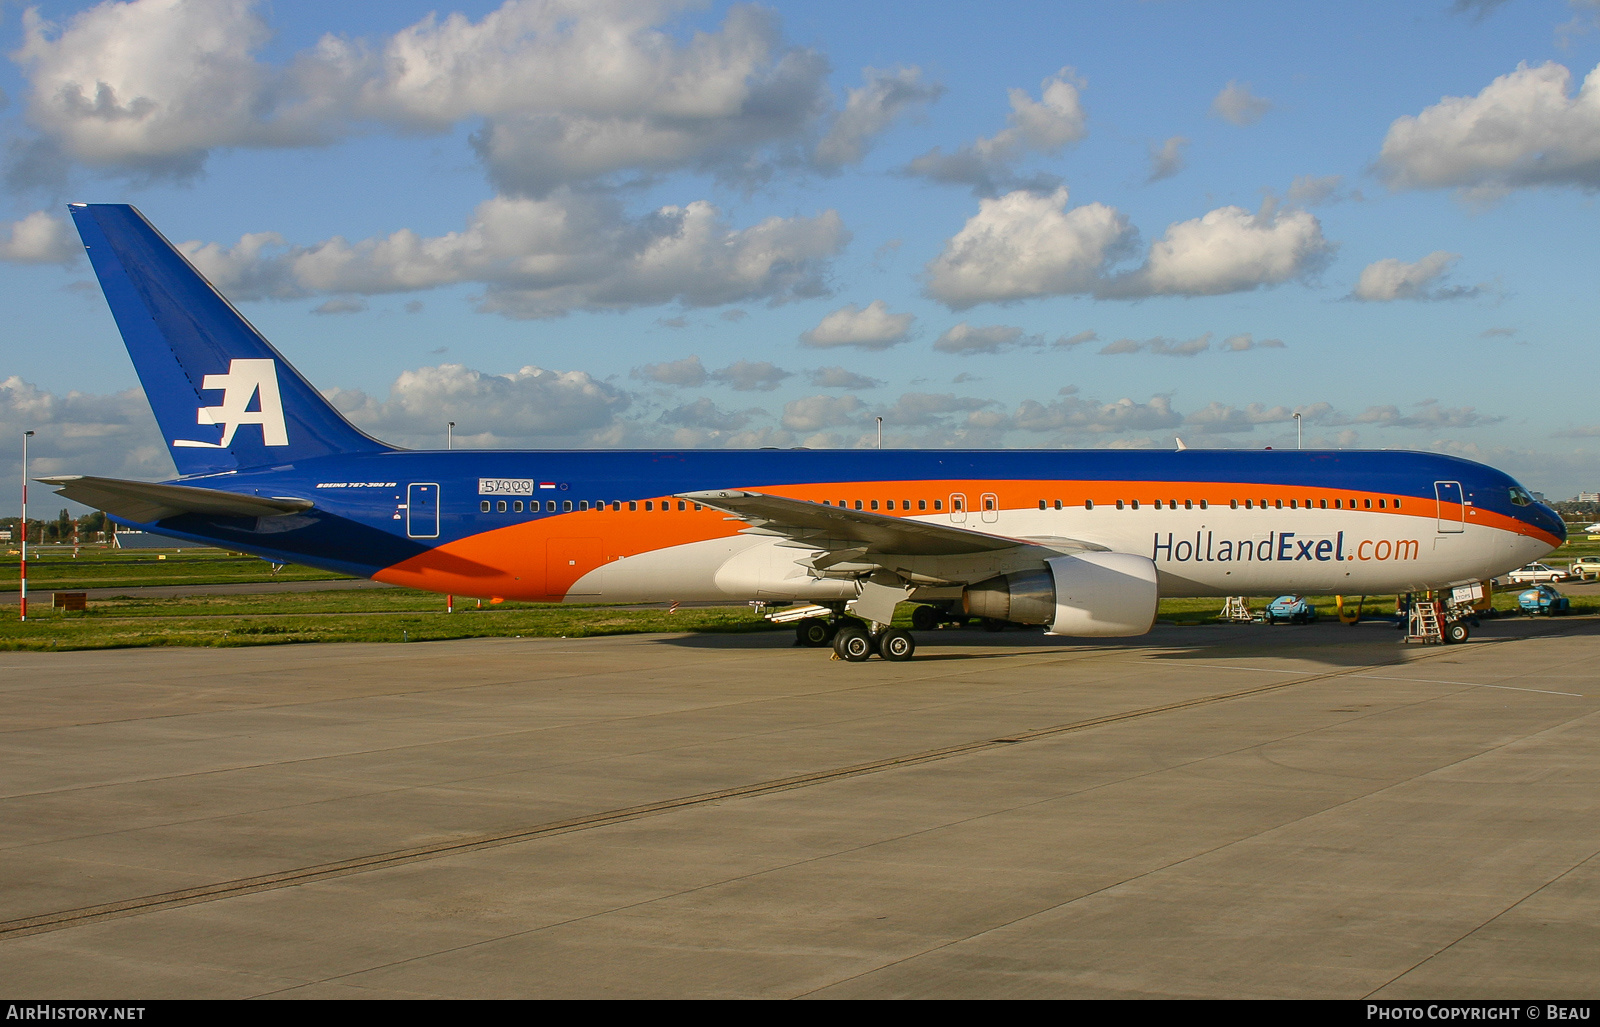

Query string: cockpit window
1509 486 1534 507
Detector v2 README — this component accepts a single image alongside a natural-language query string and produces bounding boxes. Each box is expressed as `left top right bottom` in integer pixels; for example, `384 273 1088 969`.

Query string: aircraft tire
1445 620 1470 644
878 628 916 662
833 625 875 662
796 617 834 647
911 605 942 631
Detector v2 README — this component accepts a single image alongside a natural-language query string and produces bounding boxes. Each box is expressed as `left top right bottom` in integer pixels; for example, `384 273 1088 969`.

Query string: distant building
1578 492 1600 503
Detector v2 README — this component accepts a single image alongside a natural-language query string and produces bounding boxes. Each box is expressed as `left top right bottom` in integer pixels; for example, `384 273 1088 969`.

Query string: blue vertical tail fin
69 203 393 476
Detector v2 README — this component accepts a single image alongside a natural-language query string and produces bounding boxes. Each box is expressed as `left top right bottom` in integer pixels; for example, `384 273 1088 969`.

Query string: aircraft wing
678 488 1101 558
38 475 314 523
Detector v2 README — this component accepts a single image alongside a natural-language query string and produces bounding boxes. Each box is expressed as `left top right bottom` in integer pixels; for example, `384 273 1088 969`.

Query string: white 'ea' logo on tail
174 358 289 449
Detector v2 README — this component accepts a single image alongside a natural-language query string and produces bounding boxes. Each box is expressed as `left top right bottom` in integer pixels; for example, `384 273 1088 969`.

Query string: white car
1505 562 1569 584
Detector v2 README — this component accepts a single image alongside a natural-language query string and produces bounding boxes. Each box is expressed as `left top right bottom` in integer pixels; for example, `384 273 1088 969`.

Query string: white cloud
632 355 708 388
311 296 367 315
1286 174 1344 205
11 0 925 191
1099 334 1212 357
658 397 756 432
1377 60 1600 195
799 300 915 349
1147 136 1188 183
780 393 866 432
0 211 79 264
1211 81 1271 126
1010 391 1183 435
932 322 1035 354
1351 251 1479 301
814 66 944 170
1219 333 1286 351
185 192 847 318
924 188 1132 308
903 69 1087 193
1113 202 1331 298
808 366 882 389
711 360 790 392
0 376 173 496
927 190 1329 307
882 392 996 426
326 363 629 446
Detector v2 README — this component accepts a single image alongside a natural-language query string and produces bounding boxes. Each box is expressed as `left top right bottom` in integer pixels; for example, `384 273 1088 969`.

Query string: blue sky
2 0 1599 505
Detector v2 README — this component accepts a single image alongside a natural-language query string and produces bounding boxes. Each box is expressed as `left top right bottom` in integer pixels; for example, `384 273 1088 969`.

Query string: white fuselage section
581 504 1553 603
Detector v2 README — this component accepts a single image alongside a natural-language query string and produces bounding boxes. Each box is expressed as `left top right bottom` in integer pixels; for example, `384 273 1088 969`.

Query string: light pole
447 421 455 450
1293 412 1302 450
20 430 33 622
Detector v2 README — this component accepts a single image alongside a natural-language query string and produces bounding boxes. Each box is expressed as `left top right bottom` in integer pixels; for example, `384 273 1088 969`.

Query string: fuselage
126 447 1565 603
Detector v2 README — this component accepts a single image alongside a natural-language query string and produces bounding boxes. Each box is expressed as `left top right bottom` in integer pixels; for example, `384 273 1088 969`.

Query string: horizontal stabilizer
38 475 313 524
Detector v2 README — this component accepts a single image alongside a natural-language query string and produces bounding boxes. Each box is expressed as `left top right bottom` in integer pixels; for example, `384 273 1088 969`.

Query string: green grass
0 545 347 590
0 591 780 651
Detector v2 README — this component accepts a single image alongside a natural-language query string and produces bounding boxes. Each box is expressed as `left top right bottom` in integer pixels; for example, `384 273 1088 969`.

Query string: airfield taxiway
0 615 1596 999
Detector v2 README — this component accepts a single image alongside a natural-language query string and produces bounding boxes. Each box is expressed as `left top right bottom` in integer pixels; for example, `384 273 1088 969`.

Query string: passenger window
1085 500 1094 510
1378 499 1386 509
871 500 879 510
1185 500 1193 510
1152 499 1162 510
611 502 621 511
1244 500 1252 509
953 498 963 511
1363 499 1372 509
933 500 942 511
1116 500 1125 510
563 501 573 512
1039 500 1047 510
628 501 637 511
1289 500 1297 509
513 501 523 512
547 501 556 512
984 497 995 511
1054 500 1062 510
1394 499 1402 509
855 500 863 510
1275 499 1283 509
497 501 507 513
480 500 490 512
645 501 653 511
1199 500 1208 510
1131 500 1140 509
918 500 927 511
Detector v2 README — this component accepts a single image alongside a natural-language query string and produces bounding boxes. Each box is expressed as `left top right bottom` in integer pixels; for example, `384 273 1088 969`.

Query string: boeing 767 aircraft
39 204 1565 660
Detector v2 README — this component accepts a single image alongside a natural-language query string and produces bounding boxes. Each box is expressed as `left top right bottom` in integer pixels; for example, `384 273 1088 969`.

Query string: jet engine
962 552 1159 636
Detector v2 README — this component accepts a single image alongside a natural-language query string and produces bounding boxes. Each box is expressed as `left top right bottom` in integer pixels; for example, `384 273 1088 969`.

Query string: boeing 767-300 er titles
41 204 1565 661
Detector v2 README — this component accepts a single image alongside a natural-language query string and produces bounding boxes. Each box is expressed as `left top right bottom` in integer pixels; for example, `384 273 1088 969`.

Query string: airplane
39 203 1566 660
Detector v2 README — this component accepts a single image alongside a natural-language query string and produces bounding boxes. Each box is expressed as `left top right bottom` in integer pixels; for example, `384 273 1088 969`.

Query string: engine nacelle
962 553 1159 637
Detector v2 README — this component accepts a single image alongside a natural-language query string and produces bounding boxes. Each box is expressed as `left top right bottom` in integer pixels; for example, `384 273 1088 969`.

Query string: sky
2 0 1599 510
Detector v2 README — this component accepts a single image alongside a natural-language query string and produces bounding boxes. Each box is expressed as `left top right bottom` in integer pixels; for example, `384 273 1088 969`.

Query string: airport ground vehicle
40 204 1568 661
1568 556 1600 578
1518 585 1571 615
1265 595 1317 624
1504 563 1569 584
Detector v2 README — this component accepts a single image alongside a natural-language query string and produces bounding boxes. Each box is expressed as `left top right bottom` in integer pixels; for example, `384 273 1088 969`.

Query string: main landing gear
792 614 917 662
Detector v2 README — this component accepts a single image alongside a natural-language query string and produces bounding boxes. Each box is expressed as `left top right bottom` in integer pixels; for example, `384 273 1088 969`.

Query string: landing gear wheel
833 624 874 662
1444 620 1470 644
878 628 916 662
982 618 1006 633
911 605 942 631
795 617 834 648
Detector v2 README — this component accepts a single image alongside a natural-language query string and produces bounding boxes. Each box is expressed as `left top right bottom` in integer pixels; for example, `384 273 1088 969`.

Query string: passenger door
1434 481 1464 533
407 483 440 538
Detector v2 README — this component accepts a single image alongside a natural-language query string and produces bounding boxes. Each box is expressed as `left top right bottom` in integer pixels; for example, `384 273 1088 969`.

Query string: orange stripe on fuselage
371 479 1557 599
